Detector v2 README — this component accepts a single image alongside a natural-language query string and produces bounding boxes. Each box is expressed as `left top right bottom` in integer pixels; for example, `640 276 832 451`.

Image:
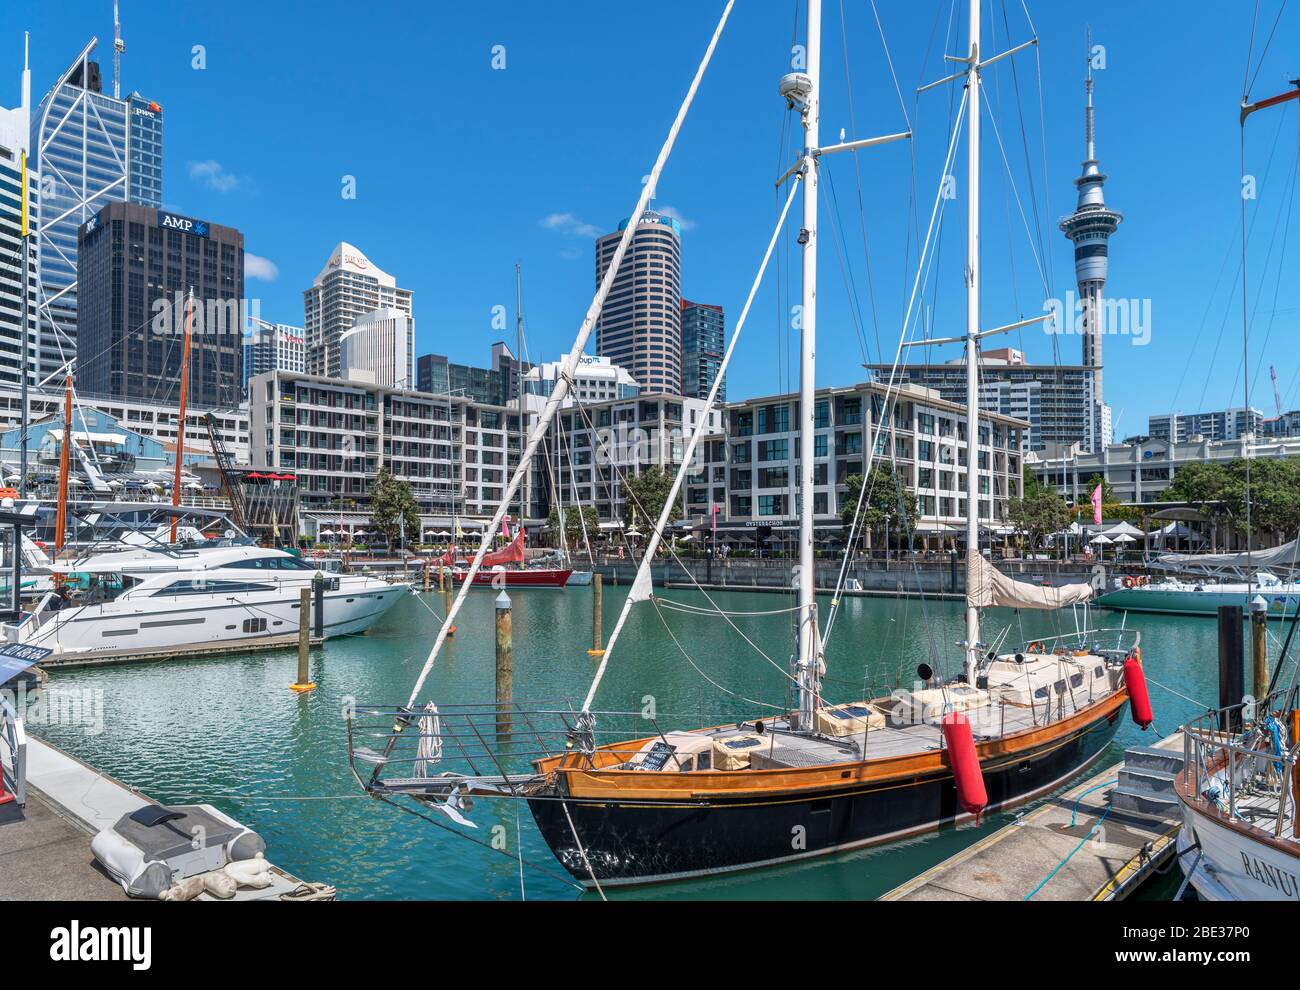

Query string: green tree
840 461 919 545
370 466 421 549
621 466 682 530
547 503 600 548
1007 484 1071 549
1084 473 1115 504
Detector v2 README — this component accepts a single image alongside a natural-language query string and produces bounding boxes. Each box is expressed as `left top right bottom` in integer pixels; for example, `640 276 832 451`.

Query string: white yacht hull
16 581 408 658
1177 801 1300 901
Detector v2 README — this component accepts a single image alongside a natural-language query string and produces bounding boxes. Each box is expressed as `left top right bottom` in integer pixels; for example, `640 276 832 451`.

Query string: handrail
0 694 27 807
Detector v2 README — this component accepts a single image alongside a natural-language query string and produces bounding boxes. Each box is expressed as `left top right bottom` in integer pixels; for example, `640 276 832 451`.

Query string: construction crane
1271 365 1283 417
205 412 247 531
112 1 124 99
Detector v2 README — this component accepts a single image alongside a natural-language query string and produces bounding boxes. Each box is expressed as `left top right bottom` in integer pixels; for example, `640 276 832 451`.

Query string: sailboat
349 0 1145 888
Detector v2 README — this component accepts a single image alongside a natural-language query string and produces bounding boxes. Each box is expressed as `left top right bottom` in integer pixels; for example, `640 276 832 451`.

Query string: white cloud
657 205 696 232
559 246 583 260
188 159 239 193
244 252 279 281
541 212 602 238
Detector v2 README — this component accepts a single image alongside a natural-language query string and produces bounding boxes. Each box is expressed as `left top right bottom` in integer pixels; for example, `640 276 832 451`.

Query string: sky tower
1059 33 1122 449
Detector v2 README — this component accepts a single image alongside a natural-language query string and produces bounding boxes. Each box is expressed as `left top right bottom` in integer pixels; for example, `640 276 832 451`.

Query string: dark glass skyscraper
681 299 725 401
77 202 244 406
126 92 163 208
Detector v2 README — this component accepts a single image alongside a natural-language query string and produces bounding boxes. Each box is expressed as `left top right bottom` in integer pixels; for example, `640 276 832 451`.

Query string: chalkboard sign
635 740 676 772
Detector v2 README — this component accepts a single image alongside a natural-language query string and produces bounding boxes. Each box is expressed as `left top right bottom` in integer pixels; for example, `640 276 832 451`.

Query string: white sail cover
1155 539 1300 573
967 553 1093 610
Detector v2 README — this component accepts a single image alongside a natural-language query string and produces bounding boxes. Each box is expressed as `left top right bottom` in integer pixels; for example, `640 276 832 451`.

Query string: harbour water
34 586 1233 900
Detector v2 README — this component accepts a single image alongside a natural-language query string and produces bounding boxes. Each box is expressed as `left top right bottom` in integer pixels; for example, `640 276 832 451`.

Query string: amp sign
158 212 210 238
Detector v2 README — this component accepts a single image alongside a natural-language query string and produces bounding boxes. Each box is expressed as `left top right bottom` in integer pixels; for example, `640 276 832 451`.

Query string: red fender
942 711 987 823
1124 656 1154 730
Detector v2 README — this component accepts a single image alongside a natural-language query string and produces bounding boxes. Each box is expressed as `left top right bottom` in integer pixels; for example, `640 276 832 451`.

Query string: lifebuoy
1122 576 1136 589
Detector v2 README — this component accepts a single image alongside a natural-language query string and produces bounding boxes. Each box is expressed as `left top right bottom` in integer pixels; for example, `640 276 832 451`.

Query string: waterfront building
539 393 721 525
1148 407 1264 444
681 299 725 401
1027 432 1300 507
868 348 1097 454
29 39 163 382
1263 410 1300 438
594 210 682 395
339 308 413 389
249 369 527 524
303 243 412 378
0 41 35 389
0 386 249 471
243 319 305 395
76 202 245 407
521 353 639 407
693 382 1027 550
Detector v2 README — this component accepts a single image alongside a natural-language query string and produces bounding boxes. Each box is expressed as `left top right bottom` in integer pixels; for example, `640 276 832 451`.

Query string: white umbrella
1089 534 1112 545
320 528 335 537
1111 533 1136 544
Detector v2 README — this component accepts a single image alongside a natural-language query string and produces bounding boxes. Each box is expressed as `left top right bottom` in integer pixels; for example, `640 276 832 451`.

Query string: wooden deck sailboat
349 0 1144 889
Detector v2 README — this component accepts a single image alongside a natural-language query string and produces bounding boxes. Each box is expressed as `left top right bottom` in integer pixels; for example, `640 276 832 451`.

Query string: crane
1271 365 1283 417
205 412 247 531
112 0 124 99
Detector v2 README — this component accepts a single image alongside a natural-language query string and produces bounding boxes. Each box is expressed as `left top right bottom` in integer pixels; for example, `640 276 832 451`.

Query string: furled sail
966 552 1093 610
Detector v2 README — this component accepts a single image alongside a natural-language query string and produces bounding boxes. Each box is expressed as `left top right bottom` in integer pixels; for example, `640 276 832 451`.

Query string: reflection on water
34 586 1226 900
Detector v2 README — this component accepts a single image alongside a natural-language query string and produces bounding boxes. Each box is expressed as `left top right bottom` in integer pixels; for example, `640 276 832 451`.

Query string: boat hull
450 568 572 588
1177 797 1300 901
1096 586 1300 619
527 702 1123 887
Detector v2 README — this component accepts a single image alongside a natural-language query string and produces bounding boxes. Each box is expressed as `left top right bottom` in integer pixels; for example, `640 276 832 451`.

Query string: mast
54 372 72 553
962 0 982 683
170 289 194 543
19 35 30 500
515 262 525 530
793 0 822 730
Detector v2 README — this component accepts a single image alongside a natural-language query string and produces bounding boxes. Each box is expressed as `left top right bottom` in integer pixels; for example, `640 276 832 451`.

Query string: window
154 580 276 596
221 555 315 570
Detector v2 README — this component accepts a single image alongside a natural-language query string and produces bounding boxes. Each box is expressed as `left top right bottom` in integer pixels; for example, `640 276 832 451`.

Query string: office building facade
243 320 305 394
77 203 244 406
29 40 163 382
594 210 682 395
1148 407 1264 444
416 343 527 406
339 308 413 389
125 92 163 208
303 242 412 378
0 44 35 388
521 353 639 407
681 299 725 401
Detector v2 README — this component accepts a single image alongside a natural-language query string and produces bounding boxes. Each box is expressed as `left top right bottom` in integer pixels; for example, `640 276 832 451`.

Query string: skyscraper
0 36 35 390
76 203 244 407
29 39 164 383
681 299 725 401
126 92 163 208
244 319 305 394
339 308 413 388
303 242 412 378
594 210 681 395
1059 40 1121 449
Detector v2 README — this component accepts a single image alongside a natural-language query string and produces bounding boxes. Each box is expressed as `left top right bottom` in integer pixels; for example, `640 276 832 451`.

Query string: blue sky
3 1 1297 434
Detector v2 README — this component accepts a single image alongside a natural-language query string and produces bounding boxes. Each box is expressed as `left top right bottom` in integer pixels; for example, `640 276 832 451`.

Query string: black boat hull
528 707 1123 886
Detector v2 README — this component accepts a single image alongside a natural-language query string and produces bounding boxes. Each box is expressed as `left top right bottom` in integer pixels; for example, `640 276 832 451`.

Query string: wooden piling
1250 598 1269 701
423 564 430 593
290 586 316 692
443 581 455 637
588 572 604 656
495 591 512 735
1217 605 1244 733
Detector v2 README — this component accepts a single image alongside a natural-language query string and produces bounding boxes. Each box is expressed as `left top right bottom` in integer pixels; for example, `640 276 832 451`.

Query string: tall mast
19 35 30 500
794 0 823 729
170 289 194 543
962 0 982 683
515 262 525 527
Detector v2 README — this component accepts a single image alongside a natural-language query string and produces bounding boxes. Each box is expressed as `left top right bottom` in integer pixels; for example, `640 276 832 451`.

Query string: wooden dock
881 730 1186 902
38 633 325 671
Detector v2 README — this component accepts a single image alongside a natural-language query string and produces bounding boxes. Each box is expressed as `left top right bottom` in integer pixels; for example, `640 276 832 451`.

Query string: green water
33 586 1235 900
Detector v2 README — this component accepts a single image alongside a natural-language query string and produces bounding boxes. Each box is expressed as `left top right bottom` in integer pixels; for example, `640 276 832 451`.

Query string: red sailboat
433 529 571 589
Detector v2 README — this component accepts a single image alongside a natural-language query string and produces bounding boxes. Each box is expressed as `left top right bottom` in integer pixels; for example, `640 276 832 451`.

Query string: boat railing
1015 626 1140 658
346 700 723 798
1183 693 1299 840
0 693 27 807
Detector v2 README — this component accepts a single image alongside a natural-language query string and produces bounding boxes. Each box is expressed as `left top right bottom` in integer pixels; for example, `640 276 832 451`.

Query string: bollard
495 591 512 735
588 572 604 656
1250 596 1269 701
423 564 430 594
1217 605 1244 733
291 586 316 692
312 574 325 639
439 565 445 592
